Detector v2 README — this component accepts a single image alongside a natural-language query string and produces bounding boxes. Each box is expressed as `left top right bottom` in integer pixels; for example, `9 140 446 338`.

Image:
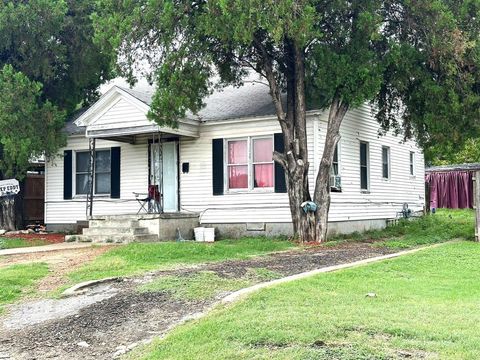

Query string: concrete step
90 214 159 220
82 227 149 236
88 219 140 228
65 233 159 244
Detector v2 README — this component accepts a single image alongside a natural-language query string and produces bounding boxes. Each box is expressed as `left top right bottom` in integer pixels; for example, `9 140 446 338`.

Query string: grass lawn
0 237 49 249
132 241 480 360
140 268 281 301
68 237 295 283
330 209 474 248
0 263 49 313
67 210 473 284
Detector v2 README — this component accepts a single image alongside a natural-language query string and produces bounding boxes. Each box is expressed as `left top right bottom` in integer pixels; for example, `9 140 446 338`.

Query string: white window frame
331 142 341 177
224 136 274 193
73 149 111 197
330 142 342 192
360 141 370 192
382 146 391 180
409 151 415 176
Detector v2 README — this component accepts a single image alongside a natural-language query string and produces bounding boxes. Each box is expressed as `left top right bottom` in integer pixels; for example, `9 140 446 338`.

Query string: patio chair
133 185 162 214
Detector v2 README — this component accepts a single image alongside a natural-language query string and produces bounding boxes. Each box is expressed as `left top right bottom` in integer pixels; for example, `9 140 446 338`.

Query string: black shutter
212 138 224 195
63 150 72 200
274 133 287 193
111 147 121 198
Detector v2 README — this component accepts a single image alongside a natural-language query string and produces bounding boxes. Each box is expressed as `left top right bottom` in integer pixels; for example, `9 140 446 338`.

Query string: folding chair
134 185 162 214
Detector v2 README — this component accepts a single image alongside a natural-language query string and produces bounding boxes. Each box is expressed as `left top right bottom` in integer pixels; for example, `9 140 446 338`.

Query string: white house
45 80 425 242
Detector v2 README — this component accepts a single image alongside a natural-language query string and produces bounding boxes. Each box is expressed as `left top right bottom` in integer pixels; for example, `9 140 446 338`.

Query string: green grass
140 271 252 300
68 237 295 283
0 263 49 312
132 241 480 360
140 268 282 301
329 209 474 249
0 237 49 249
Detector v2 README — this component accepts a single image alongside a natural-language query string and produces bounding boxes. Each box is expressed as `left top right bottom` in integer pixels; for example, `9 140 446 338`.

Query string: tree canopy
0 0 113 178
94 0 480 241
0 65 65 178
94 0 480 148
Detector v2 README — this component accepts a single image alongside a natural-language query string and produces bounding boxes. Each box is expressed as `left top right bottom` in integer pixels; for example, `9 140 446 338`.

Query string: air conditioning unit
330 175 342 190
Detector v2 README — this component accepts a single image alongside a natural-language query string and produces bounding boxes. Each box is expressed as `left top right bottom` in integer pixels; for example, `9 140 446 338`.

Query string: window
227 140 248 189
409 151 415 176
382 146 390 179
331 144 339 177
252 138 274 188
330 143 342 191
226 137 273 191
360 141 369 191
75 152 89 195
75 150 111 195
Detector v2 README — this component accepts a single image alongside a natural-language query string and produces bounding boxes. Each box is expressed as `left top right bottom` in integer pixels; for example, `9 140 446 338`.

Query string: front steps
65 216 159 244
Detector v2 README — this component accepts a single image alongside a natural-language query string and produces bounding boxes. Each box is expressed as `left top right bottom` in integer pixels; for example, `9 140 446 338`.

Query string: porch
59 85 202 242
65 212 200 243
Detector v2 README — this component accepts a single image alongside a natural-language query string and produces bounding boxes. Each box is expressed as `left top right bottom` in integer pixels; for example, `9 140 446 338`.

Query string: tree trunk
0 196 17 231
258 36 349 243
313 95 349 242
0 173 23 231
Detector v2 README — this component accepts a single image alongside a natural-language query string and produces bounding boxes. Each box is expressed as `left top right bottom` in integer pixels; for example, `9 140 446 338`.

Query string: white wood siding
88 97 147 131
180 104 425 224
45 136 148 224
45 103 425 225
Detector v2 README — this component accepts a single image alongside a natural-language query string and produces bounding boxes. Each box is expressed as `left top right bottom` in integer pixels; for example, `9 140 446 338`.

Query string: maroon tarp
426 171 473 209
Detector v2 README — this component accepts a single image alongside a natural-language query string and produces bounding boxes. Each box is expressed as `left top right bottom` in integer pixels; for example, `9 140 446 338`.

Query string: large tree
0 0 113 230
94 0 480 242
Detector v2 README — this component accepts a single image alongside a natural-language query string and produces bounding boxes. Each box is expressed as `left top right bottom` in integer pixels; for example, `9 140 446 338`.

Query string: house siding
45 137 148 224
45 103 425 229
180 104 425 224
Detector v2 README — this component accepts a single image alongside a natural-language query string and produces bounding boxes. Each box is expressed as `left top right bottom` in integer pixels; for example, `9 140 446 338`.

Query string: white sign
0 179 20 198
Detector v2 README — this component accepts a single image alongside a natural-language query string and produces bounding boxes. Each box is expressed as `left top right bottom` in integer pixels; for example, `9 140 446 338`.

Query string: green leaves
377 0 480 149
0 0 113 179
94 0 480 159
0 0 113 113
0 65 66 179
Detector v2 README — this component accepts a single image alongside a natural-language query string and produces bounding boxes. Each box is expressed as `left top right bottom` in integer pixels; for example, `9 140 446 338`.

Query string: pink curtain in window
426 171 473 209
253 138 273 162
253 138 273 187
254 164 273 187
228 141 247 163
229 166 248 188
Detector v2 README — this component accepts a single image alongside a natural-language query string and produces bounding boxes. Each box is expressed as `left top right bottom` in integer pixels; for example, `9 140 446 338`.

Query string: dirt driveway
0 243 394 360
0 244 114 294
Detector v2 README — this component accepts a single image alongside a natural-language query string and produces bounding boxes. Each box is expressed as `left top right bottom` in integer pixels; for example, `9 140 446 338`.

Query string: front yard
0 209 476 359
0 263 48 313
133 241 480 360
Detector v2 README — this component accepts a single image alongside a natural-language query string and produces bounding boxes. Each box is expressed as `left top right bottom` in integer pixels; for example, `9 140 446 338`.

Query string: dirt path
1 246 114 293
0 243 394 360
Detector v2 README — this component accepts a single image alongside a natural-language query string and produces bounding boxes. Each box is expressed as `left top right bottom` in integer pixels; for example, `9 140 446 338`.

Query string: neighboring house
45 81 425 242
425 163 479 209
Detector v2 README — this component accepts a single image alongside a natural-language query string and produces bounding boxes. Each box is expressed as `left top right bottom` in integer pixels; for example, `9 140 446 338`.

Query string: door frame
148 137 180 212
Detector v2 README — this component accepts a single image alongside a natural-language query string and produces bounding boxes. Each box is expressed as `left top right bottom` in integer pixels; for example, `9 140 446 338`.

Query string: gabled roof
65 75 314 135
118 81 283 122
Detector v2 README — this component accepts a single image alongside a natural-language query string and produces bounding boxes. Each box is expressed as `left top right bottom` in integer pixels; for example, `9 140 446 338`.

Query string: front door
150 141 178 212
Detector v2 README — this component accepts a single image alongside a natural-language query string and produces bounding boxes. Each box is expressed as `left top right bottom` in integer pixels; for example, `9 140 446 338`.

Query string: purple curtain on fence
426 171 473 209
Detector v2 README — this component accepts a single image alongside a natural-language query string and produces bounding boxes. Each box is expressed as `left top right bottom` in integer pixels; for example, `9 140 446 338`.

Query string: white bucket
194 227 205 242
204 227 215 242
